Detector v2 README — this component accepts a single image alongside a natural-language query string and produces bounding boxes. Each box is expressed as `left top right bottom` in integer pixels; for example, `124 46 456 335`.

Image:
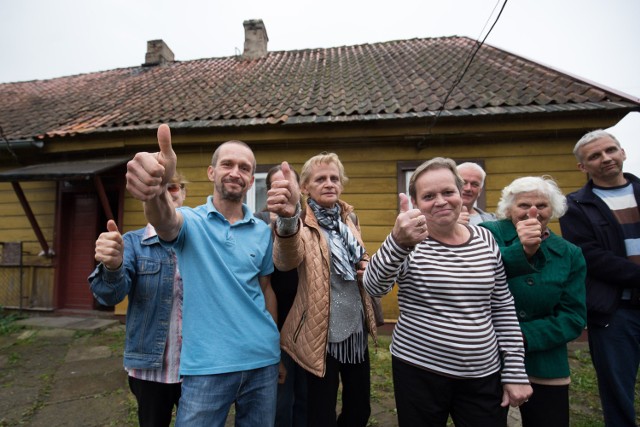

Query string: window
245 172 268 212
397 161 422 210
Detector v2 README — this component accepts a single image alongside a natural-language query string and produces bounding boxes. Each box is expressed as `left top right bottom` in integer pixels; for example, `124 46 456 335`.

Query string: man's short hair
456 162 487 187
211 140 256 173
573 130 621 161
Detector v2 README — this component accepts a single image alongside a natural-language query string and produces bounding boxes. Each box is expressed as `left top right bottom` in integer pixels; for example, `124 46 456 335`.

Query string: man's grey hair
457 162 487 187
573 129 621 161
495 176 567 220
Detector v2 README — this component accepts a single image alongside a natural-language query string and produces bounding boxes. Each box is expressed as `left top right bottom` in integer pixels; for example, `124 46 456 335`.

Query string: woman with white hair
480 176 587 427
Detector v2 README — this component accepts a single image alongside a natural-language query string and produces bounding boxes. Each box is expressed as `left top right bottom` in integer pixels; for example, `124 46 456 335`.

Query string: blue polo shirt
170 196 279 375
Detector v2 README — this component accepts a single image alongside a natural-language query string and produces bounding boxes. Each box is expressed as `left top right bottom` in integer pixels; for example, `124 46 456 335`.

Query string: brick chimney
143 39 174 66
242 19 268 60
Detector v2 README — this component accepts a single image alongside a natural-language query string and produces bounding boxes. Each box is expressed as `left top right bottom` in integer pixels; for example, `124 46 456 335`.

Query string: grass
0 308 24 336
569 347 603 425
369 334 640 426
4 313 634 426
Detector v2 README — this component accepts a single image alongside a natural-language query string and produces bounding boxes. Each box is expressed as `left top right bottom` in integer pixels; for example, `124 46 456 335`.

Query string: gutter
1 138 44 149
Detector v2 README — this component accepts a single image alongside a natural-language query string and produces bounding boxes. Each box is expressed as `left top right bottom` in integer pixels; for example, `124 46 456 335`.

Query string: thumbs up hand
516 206 542 258
267 161 301 217
94 220 124 270
391 193 429 248
126 124 177 201
458 206 470 225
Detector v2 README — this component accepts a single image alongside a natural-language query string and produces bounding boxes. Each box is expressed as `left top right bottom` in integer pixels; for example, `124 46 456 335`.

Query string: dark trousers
588 307 640 427
306 351 371 427
519 383 569 427
276 351 308 427
128 376 181 427
392 356 507 427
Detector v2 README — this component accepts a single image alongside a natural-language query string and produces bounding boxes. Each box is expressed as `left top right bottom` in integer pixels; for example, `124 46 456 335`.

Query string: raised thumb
281 161 292 180
157 124 173 157
106 219 119 233
399 193 410 213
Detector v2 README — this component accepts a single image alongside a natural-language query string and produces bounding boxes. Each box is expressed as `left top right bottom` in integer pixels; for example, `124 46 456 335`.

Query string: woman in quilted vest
266 153 378 427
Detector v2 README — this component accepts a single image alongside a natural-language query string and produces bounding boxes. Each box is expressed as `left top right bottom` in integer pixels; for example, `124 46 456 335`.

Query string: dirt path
0 325 131 427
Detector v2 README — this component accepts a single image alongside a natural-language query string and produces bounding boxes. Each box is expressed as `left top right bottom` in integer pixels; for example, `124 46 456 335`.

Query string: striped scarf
308 199 365 281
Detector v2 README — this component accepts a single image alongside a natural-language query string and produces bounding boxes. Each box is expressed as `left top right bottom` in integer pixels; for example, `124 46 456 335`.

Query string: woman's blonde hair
170 170 189 185
299 152 348 188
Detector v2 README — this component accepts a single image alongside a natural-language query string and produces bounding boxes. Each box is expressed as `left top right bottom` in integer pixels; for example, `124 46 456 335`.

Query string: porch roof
0 157 129 182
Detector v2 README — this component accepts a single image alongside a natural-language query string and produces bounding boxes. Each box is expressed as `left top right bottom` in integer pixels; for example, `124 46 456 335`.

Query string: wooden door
58 193 99 309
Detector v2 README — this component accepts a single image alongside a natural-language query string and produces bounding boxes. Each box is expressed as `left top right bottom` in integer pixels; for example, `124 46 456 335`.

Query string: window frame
245 164 273 213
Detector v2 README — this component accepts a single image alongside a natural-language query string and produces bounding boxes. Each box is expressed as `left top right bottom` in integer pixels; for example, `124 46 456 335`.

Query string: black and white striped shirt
364 225 528 384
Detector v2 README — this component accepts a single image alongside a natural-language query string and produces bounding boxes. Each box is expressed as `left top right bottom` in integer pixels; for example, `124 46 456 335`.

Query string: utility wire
425 0 509 136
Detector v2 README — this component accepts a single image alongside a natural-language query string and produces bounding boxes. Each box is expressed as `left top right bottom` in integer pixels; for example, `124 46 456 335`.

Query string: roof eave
21 101 639 141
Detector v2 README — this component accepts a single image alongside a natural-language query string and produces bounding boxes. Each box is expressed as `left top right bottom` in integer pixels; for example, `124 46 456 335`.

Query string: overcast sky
1 0 639 175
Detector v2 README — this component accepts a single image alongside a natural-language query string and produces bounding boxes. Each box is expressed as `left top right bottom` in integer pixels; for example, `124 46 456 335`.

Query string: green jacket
480 219 587 379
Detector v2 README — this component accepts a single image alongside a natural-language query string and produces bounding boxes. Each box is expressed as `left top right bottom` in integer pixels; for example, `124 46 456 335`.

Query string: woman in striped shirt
363 157 532 426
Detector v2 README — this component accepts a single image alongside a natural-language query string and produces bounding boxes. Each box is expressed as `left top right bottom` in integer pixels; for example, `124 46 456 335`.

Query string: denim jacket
88 225 177 369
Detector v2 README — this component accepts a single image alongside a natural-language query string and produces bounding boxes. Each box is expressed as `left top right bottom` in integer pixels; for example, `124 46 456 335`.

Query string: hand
516 206 542 258
126 124 177 201
94 220 124 270
267 161 301 217
501 383 533 408
356 259 369 283
458 206 470 225
278 360 287 384
391 193 429 247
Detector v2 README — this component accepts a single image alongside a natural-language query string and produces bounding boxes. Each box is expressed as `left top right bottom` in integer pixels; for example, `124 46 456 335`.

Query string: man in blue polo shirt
126 124 280 427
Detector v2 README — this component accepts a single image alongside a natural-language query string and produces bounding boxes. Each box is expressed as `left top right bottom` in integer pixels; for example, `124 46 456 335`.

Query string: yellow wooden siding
0 181 57 253
155 138 587 320
244 137 586 321
0 182 56 309
115 298 128 315
0 132 592 317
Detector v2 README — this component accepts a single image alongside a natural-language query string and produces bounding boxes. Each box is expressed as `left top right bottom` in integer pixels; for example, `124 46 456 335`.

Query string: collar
205 195 256 225
141 223 161 246
579 172 640 200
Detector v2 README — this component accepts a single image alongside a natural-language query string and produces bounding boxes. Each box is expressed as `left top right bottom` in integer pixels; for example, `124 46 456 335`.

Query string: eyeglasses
167 184 185 193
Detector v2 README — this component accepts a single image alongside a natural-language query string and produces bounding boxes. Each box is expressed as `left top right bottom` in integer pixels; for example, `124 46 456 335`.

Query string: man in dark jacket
559 129 640 427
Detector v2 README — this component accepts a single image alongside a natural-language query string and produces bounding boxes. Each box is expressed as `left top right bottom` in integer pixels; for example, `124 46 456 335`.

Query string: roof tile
0 36 638 141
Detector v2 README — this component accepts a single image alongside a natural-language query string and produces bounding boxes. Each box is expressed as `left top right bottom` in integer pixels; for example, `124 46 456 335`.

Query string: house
1 19 638 318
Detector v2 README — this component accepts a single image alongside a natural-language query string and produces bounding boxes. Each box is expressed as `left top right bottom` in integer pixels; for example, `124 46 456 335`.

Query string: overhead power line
425 0 509 136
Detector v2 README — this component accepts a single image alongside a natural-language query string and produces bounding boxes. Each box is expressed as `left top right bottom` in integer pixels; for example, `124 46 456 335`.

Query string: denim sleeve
87 232 138 306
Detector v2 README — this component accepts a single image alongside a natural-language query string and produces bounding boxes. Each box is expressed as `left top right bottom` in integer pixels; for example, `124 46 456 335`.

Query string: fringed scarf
307 199 365 281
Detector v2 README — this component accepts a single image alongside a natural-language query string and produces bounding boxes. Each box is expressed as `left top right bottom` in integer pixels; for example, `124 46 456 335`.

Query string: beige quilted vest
274 200 377 377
